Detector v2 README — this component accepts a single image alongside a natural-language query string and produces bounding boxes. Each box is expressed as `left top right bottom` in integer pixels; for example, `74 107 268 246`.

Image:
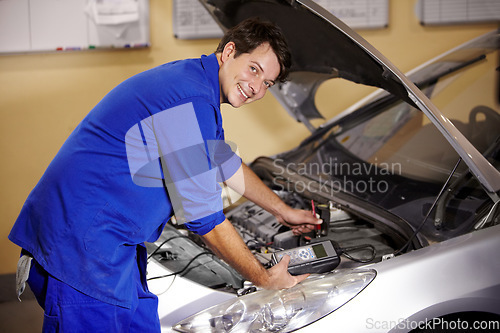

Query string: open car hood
199 0 500 196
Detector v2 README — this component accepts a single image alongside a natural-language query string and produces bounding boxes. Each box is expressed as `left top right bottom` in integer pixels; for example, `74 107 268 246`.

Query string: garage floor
0 298 43 332
0 274 43 333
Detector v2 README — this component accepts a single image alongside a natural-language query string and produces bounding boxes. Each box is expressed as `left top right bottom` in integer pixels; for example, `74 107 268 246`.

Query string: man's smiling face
218 42 281 108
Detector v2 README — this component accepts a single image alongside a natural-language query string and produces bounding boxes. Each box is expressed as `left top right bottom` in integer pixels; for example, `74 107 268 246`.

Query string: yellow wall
0 0 497 274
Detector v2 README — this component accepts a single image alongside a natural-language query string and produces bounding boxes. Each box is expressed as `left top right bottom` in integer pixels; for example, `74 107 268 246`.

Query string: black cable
147 235 191 261
246 238 284 251
245 238 264 248
339 244 376 263
147 251 215 281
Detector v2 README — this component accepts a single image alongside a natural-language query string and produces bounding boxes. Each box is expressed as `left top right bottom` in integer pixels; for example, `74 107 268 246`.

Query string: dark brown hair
216 17 291 82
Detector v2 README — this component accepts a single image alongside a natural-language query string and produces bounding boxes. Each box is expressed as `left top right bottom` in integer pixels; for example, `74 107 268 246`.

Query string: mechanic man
9 18 321 332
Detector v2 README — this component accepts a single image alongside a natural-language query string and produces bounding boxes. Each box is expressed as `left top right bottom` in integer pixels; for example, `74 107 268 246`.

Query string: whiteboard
417 0 500 25
0 0 149 54
173 0 389 40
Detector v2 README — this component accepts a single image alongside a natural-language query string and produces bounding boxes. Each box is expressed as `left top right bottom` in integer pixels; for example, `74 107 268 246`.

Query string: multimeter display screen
312 244 327 259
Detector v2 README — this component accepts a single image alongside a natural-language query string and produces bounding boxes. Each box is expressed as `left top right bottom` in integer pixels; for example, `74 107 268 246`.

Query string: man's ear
221 42 236 63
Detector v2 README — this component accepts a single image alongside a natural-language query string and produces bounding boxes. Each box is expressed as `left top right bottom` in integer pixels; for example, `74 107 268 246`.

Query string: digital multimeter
271 240 340 275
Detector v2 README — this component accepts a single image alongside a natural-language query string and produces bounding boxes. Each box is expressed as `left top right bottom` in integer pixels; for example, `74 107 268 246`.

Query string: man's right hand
263 255 309 290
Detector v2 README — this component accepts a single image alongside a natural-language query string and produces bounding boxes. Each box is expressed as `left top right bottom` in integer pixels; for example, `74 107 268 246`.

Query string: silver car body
149 225 500 332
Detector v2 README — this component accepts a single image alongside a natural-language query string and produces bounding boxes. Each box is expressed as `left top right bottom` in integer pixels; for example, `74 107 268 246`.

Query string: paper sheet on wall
85 0 139 25
173 0 223 39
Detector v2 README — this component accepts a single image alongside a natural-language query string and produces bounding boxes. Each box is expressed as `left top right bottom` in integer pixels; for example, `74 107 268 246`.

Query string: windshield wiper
415 54 486 91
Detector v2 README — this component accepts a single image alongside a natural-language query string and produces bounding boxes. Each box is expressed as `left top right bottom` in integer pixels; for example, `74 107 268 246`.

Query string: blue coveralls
9 53 241 332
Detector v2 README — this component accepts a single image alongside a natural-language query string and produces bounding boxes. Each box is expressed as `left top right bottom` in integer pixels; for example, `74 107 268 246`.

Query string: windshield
337 51 499 184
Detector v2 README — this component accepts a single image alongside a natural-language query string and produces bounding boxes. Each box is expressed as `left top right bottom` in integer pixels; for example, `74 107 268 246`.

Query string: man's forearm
201 218 306 289
201 218 269 287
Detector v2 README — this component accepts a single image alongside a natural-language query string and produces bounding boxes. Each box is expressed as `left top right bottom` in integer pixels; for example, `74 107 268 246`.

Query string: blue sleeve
128 99 240 235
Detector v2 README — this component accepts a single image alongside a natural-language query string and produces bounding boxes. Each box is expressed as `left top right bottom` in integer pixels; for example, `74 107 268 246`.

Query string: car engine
147 189 401 293
226 190 397 268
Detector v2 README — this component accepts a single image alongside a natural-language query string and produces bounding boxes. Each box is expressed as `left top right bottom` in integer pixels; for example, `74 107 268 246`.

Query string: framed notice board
417 0 500 25
173 0 389 40
0 0 150 54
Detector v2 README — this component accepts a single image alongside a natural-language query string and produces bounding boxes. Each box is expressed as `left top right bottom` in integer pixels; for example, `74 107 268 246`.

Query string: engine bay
147 189 401 293
227 191 397 267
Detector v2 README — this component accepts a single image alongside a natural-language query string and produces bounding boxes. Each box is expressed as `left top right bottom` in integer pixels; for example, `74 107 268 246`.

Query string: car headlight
173 269 376 332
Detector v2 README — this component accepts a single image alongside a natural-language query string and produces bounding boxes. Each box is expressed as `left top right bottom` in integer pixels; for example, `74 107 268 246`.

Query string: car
145 0 500 332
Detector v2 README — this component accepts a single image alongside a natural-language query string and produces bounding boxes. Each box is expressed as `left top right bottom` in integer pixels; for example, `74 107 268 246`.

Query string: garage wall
0 0 497 275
